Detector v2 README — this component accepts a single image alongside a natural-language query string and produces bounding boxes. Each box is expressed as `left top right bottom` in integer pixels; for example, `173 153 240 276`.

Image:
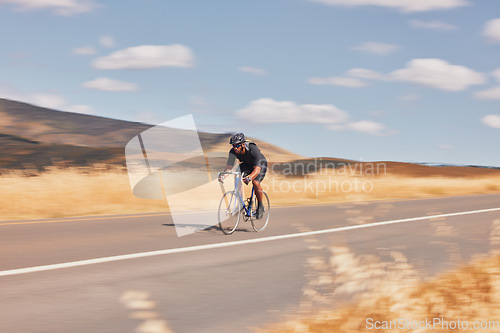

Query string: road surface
1 194 500 332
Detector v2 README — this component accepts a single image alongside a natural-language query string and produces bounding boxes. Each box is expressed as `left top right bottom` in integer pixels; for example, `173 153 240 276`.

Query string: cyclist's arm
247 144 265 180
247 166 261 181
221 150 237 177
224 150 237 171
219 163 234 182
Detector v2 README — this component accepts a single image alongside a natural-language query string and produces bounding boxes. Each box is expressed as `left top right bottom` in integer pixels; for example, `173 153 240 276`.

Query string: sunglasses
232 143 242 148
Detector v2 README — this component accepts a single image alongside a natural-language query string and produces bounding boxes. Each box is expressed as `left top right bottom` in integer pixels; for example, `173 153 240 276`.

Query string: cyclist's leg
253 161 267 202
239 163 253 204
252 162 267 218
253 179 263 203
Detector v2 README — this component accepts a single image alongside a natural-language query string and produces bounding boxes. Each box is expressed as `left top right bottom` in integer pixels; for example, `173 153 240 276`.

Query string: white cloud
72 46 97 55
92 45 195 70
352 42 400 55
343 59 486 92
100 36 115 48
0 0 100 16
239 66 267 76
83 77 139 92
236 98 394 135
346 68 387 80
307 76 368 87
390 58 486 91
309 0 469 12
474 86 500 100
236 98 349 125
307 69 386 88
491 68 500 82
482 18 500 43
0 85 93 114
481 115 500 129
438 144 453 150
66 104 94 114
409 19 457 30
346 120 388 136
30 93 66 109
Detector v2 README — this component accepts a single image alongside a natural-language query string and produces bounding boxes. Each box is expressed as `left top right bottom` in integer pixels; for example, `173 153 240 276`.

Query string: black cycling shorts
239 161 267 182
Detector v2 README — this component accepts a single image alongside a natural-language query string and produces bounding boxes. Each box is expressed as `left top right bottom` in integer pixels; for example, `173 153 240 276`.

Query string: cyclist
219 133 267 219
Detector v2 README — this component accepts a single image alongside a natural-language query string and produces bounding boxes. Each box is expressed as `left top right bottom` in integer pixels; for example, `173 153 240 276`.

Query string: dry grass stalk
257 251 500 333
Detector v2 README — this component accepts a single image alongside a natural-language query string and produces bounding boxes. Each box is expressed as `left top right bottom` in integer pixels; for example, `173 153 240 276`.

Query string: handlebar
218 171 242 184
218 171 241 176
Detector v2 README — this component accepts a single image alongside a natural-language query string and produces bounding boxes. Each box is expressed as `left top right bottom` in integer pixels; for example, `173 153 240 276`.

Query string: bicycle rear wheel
251 191 270 232
218 191 241 235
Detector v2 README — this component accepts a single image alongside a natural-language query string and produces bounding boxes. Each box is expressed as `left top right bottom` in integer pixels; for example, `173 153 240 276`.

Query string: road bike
217 171 270 235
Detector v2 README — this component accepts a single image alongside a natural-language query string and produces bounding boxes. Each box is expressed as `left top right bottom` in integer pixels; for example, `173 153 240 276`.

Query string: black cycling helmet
229 133 245 145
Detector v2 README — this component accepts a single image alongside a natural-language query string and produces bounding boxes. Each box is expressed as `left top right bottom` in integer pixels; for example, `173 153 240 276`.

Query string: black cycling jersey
226 142 267 169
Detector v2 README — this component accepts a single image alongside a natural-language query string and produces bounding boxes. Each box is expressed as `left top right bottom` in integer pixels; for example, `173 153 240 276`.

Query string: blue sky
1 0 500 166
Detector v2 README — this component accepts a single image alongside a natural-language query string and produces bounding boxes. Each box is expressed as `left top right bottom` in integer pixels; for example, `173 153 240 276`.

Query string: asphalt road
1 194 500 333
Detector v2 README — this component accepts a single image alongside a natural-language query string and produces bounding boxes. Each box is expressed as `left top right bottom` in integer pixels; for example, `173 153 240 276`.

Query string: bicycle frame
220 171 256 217
218 170 270 234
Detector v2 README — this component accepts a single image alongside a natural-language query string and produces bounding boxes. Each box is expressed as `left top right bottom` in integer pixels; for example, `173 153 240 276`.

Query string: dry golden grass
0 167 168 220
256 250 500 333
1 166 500 220
265 173 500 206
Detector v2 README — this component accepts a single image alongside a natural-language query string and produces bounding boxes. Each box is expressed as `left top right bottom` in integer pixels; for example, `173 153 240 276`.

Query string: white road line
1 207 500 277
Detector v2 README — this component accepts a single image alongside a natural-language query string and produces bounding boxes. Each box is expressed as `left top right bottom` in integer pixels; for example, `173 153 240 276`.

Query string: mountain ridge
0 98 302 170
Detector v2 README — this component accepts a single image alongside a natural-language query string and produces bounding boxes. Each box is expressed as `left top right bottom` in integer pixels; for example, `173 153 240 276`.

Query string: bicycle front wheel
218 191 241 235
251 191 270 232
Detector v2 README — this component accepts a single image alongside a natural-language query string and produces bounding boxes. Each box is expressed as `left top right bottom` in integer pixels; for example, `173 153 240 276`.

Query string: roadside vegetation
1 165 500 220
0 167 167 220
266 173 500 206
256 251 500 333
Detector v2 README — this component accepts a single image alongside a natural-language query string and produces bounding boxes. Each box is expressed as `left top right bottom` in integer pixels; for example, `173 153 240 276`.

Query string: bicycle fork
245 186 255 217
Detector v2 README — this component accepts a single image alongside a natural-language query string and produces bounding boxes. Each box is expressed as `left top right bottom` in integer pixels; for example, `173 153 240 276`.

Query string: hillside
0 98 301 170
2 98 498 177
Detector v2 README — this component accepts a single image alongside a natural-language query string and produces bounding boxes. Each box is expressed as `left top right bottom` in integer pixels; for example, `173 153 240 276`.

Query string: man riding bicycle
219 133 268 219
